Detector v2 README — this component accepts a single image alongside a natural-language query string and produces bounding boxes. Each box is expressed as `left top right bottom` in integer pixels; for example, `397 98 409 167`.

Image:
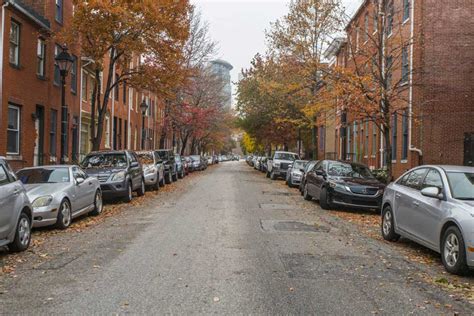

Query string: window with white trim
7 104 20 154
55 0 63 23
9 20 20 66
37 38 46 77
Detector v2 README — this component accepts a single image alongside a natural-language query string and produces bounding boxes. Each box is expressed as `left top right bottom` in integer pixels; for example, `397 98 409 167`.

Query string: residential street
1 162 472 315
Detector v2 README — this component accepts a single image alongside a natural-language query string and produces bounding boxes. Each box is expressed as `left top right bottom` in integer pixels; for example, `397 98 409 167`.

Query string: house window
386 55 393 89
401 47 409 83
9 20 20 66
129 87 133 109
54 45 61 85
123 81 127 104
7 104 20 154
355 27 359 52
364 14 369 42
55 0 63 23
403 0 410 22
353 122 358 160
89 76 95 101
347 125 351 158
114 73 119 101
392 113 398 161
402 110 409 160
372 122 377 156
81 71 88 101
105 114 111 148
71 56 77 93
50 110 58 156
386 0 394 36
365 120 369 156
36 38 45 77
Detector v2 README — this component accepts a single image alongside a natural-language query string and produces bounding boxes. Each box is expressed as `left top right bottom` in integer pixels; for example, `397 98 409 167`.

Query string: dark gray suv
82 150 145 202
0 157 32 252
155 149 178 183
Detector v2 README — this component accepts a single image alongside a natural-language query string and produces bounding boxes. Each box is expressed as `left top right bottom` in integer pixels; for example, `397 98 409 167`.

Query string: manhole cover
280 253 369 279
260 220 330 233
274 221 330 232
259 203 294 210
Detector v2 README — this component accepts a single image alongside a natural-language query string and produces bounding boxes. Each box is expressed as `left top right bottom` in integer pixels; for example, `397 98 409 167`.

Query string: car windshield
293 161 307 170
156 151 168 159
327 162 374 179
82 153 127 168
190 155 200 161
137 153 154 165
447 172 474 200
17 168 70 184
274 153 299 161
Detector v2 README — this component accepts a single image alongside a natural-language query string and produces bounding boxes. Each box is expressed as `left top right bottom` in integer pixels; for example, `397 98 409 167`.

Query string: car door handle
88 182 93 185
412 201 420 207
395 193 401 198
13 189 20 195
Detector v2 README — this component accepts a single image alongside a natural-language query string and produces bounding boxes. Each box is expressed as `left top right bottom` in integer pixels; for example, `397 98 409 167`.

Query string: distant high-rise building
210 59 233 109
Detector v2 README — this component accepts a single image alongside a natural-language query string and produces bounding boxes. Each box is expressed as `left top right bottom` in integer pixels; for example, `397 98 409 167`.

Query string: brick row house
320 0 474 178
0 0 170 170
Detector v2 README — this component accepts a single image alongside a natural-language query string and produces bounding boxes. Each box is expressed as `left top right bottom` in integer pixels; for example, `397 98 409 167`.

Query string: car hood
329 176 385 188
83 167 126 177
24 183 69 200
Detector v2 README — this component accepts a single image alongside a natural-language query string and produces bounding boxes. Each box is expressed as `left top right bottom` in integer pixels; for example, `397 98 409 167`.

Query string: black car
155 149 178 183
303 160 385 211
82 150 145 202
299 160 319 195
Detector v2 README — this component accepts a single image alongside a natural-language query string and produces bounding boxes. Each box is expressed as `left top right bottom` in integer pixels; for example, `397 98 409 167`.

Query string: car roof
437 165 474 173
19 165 73 170
88 150 127 155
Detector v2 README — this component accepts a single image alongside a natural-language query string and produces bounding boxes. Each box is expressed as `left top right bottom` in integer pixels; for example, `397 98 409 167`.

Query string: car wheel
137 178 146 196
303 184 312 201
165 173 172 184
124 181 133 202
56 199 72 230
152 173 160 191
270 171 277 180
90 190 103 216
266 171 270 178
319 187 332 210
179 169 184 179
381 205 400 242
8 212 31 252
159 174 165 187
172 172 178 182
441 226 469 275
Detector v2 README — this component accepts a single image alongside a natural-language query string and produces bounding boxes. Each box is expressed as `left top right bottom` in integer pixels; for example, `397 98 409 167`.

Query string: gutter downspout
408 0 423 162
111 61 115 150
0 2 9 129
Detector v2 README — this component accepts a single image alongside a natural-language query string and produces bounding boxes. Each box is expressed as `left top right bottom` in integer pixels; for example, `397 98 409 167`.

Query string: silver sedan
381 165 474 275
16 165 103 229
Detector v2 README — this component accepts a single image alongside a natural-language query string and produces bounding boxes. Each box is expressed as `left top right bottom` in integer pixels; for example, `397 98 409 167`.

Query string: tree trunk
383 123 392 183
180 132 190 155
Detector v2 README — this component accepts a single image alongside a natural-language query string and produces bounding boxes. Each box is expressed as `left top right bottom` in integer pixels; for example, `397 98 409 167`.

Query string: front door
464 133 474 166
34 106 45 166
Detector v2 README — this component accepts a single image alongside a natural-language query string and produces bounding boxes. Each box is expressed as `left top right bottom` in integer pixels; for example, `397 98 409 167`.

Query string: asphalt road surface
1 162 472 314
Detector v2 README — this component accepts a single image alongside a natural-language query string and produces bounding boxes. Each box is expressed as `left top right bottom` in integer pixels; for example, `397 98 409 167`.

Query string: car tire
152 175 160 191
266 171 270 178
270 171 277 180
165 173 172 184
124 181 133 202
8 212 31 252
137 178 146 196
172 172 178 182
56 199 72 230
159 174 165 187
303 184 312 201
319 187 332 210
381 205 400 242
90 190 103 216
441 226 470 275
179 169 184 179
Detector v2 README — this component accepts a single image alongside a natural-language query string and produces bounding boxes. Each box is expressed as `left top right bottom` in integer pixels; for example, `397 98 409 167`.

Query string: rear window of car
274 153 299 160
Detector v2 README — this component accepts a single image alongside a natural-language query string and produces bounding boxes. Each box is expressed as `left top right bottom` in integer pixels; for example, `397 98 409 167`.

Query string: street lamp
55 45 73 164
140 99 149 150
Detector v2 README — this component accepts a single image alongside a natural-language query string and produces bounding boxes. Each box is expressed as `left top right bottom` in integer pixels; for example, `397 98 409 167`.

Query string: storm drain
280 253 370 279
260 220 330 233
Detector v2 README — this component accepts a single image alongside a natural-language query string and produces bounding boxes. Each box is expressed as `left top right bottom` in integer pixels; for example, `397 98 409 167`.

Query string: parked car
0 157 32 252
260 157 269 173
254 156 262 170
381 165 474 275
17 165 102 229
190 155 205 171
303 160 385 211
155 149 178 183
137 151 165 190
182 157 190 175
299 160 319 195
82 150 145 202
286 160 308 188
267 151 300 180
175 154 185 179
207 156 213 165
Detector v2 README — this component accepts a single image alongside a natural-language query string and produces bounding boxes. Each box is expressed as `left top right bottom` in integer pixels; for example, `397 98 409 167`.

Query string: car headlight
32 195 53 208
273 162 280 168
292 172 302 178
111 171 126 182
144 166 156 175
329 181 351 192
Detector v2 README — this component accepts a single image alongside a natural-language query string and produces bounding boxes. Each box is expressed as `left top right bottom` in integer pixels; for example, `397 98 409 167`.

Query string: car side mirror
421 187 444 200
130 161 139 168
76 177 85 185
315 170 325 176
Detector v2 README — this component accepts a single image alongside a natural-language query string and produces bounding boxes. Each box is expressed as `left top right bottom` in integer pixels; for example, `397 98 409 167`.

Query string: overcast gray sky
193 0 363 105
